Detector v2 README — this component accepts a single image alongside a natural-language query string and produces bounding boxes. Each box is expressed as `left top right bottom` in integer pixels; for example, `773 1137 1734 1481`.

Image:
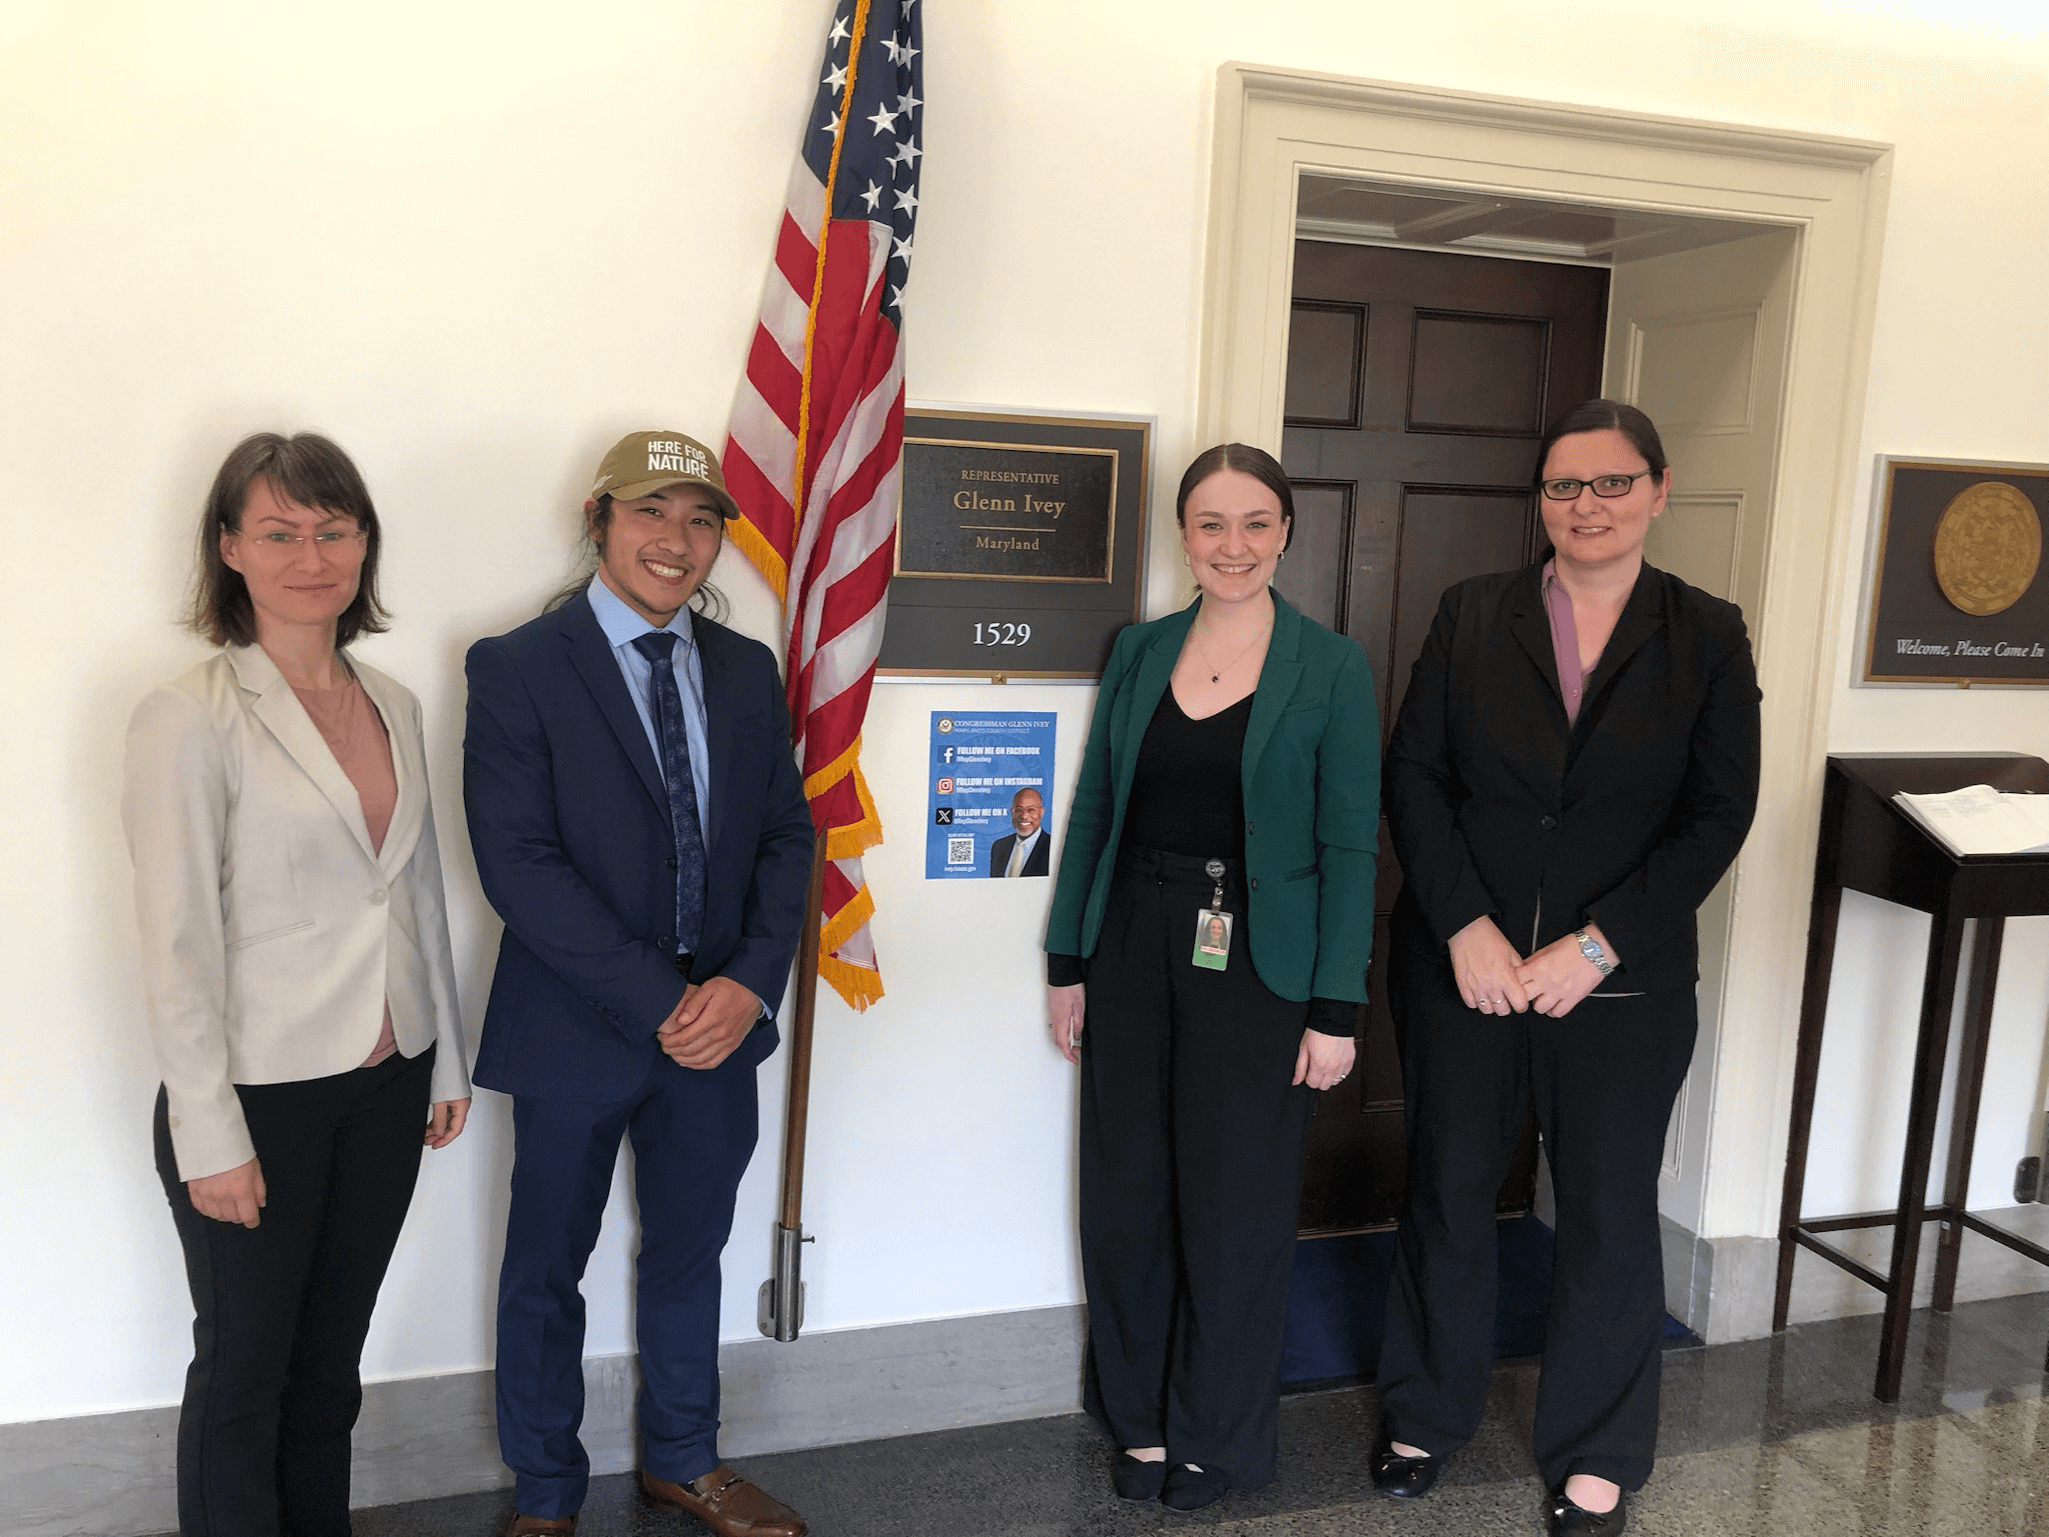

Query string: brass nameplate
896 439 1117 584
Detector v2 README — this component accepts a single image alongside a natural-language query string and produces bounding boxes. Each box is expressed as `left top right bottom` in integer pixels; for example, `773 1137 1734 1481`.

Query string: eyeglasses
1539 471 1652 501
237 528 367 551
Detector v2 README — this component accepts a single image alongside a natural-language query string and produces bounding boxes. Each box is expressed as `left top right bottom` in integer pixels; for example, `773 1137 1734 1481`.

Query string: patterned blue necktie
630 631 706 954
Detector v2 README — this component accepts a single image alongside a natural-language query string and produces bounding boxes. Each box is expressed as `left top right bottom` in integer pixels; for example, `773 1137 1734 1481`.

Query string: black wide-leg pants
1374 915 1693 1492
1078 846 1317 1490
153 1046 433 1537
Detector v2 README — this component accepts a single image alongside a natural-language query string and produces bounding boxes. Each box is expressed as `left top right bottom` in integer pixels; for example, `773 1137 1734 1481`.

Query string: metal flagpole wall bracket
758 1223 813 1340
761 823 829 1341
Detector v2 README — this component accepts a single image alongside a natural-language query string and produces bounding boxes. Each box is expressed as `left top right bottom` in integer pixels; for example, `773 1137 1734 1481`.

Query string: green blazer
1044 590 1380 1003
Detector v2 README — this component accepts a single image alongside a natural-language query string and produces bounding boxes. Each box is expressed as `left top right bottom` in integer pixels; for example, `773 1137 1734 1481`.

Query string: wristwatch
1574 928 1614 976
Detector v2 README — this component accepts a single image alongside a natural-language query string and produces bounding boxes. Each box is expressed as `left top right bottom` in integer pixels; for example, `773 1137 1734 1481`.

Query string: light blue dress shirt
585 576 713 835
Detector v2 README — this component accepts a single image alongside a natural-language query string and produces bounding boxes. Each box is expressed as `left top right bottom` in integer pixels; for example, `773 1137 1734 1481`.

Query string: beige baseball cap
587 430 739 518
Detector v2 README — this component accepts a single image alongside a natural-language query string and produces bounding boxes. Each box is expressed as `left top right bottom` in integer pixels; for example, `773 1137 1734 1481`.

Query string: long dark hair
186 432 389 649
544 493 728 623
1175 442 1295 550
1533 399 1669 484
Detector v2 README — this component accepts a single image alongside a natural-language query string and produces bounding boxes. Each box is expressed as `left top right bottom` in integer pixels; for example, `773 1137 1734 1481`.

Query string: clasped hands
1448 914 1617 1019
658 975 762 1070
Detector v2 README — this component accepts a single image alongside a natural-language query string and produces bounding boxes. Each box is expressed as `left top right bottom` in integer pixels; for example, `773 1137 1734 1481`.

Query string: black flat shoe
1548 1487 1628 1534
1160 1464 1231 1512
1370 1441 1439 1500
1111 1451 1168 1501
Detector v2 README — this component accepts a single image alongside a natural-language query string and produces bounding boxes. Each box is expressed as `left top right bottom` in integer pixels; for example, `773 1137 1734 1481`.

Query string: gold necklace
1192 619 1271 683
298 677 364 758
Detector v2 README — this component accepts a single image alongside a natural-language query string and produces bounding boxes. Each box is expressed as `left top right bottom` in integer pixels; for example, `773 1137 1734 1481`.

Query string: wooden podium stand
1773 753 2049 1401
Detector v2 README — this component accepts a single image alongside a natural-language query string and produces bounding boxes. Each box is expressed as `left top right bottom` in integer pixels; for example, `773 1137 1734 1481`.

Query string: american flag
723 0 922 1011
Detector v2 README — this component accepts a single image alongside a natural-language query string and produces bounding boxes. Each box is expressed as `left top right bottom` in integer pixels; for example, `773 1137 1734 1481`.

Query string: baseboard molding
1660 1205 2049 1344
2 1304 1087 1537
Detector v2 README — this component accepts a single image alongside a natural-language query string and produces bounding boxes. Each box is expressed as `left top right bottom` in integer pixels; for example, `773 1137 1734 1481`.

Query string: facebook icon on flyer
926 712 1057 880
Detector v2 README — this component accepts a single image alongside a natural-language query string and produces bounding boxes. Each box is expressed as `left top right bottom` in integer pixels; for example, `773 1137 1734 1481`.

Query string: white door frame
1199 64 1891 1290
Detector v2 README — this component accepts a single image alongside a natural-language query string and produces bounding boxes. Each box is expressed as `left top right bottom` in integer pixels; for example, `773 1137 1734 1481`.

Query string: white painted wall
1793 0 2049 1228
3 0 2047 1424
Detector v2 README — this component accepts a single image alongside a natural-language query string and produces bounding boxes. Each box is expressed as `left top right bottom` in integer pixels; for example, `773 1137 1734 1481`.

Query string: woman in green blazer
1044 443 1380 1511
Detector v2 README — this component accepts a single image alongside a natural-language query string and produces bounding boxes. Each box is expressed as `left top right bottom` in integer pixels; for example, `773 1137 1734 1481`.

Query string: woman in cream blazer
124 432 469 1537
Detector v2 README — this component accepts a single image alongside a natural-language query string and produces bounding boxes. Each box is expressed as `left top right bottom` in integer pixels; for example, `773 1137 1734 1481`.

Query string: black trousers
153 1046 433 1537
1374 915 1693 1491
1078 846 1316 1490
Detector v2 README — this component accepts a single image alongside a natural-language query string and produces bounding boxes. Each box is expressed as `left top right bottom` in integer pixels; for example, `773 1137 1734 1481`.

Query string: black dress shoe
1160 1464 1231 1512
1370 1441 1439 1500
1548 1486 1628 1534
1111 1451 1168 1501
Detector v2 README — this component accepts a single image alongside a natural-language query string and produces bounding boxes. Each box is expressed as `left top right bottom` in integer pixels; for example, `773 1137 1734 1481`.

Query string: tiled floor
159 1291 2049 1535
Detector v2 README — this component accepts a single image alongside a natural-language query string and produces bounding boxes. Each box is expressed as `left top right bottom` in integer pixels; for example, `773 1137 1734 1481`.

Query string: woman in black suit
1368 401 1760 1535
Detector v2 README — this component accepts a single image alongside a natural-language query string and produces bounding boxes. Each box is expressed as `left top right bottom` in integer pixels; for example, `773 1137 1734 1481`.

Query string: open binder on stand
1892 784 2049 857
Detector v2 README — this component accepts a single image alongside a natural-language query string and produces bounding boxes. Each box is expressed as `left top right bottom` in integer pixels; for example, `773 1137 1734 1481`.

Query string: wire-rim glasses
236 528 368 552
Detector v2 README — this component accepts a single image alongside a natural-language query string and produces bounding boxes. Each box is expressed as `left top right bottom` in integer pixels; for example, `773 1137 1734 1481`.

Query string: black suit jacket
1385 560 1760 994
987 830 1050 877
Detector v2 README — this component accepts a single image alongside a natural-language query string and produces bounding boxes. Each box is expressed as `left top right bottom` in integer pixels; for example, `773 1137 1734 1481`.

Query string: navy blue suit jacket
463 590 814 1101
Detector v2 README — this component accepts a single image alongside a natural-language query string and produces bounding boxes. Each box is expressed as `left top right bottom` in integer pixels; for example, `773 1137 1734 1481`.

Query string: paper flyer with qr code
925 711 1057 880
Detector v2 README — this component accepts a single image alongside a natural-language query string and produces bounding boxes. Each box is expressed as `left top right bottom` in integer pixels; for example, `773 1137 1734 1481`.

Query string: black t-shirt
1121 688 1254 858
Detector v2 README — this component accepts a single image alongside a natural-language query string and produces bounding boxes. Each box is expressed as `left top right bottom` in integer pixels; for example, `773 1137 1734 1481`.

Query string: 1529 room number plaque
877 407 1152 680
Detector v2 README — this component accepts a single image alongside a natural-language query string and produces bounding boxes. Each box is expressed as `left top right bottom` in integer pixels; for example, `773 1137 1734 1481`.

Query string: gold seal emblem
1932 481 2041 617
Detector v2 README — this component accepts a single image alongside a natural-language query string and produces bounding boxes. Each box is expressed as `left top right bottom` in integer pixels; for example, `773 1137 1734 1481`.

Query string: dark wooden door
1279 240 1609 1234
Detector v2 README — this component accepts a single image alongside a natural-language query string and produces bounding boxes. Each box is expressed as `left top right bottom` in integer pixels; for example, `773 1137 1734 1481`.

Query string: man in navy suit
464 431 814 1537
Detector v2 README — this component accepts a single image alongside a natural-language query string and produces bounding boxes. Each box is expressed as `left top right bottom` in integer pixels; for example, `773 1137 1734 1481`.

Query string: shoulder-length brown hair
185 432 390 649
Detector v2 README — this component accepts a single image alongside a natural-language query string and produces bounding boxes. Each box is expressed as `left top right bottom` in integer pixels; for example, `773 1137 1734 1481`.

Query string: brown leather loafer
505 1514 577 1536
639 1466 808 1536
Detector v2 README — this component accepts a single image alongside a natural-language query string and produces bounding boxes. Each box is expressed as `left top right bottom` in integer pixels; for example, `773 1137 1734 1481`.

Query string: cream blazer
124 646 471 1180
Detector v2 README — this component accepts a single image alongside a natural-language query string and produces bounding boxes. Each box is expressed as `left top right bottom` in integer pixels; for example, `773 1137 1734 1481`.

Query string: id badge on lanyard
1192 858 1234 971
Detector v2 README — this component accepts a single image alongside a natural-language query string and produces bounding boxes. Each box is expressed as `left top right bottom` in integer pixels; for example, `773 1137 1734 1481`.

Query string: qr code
947 836 975 867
